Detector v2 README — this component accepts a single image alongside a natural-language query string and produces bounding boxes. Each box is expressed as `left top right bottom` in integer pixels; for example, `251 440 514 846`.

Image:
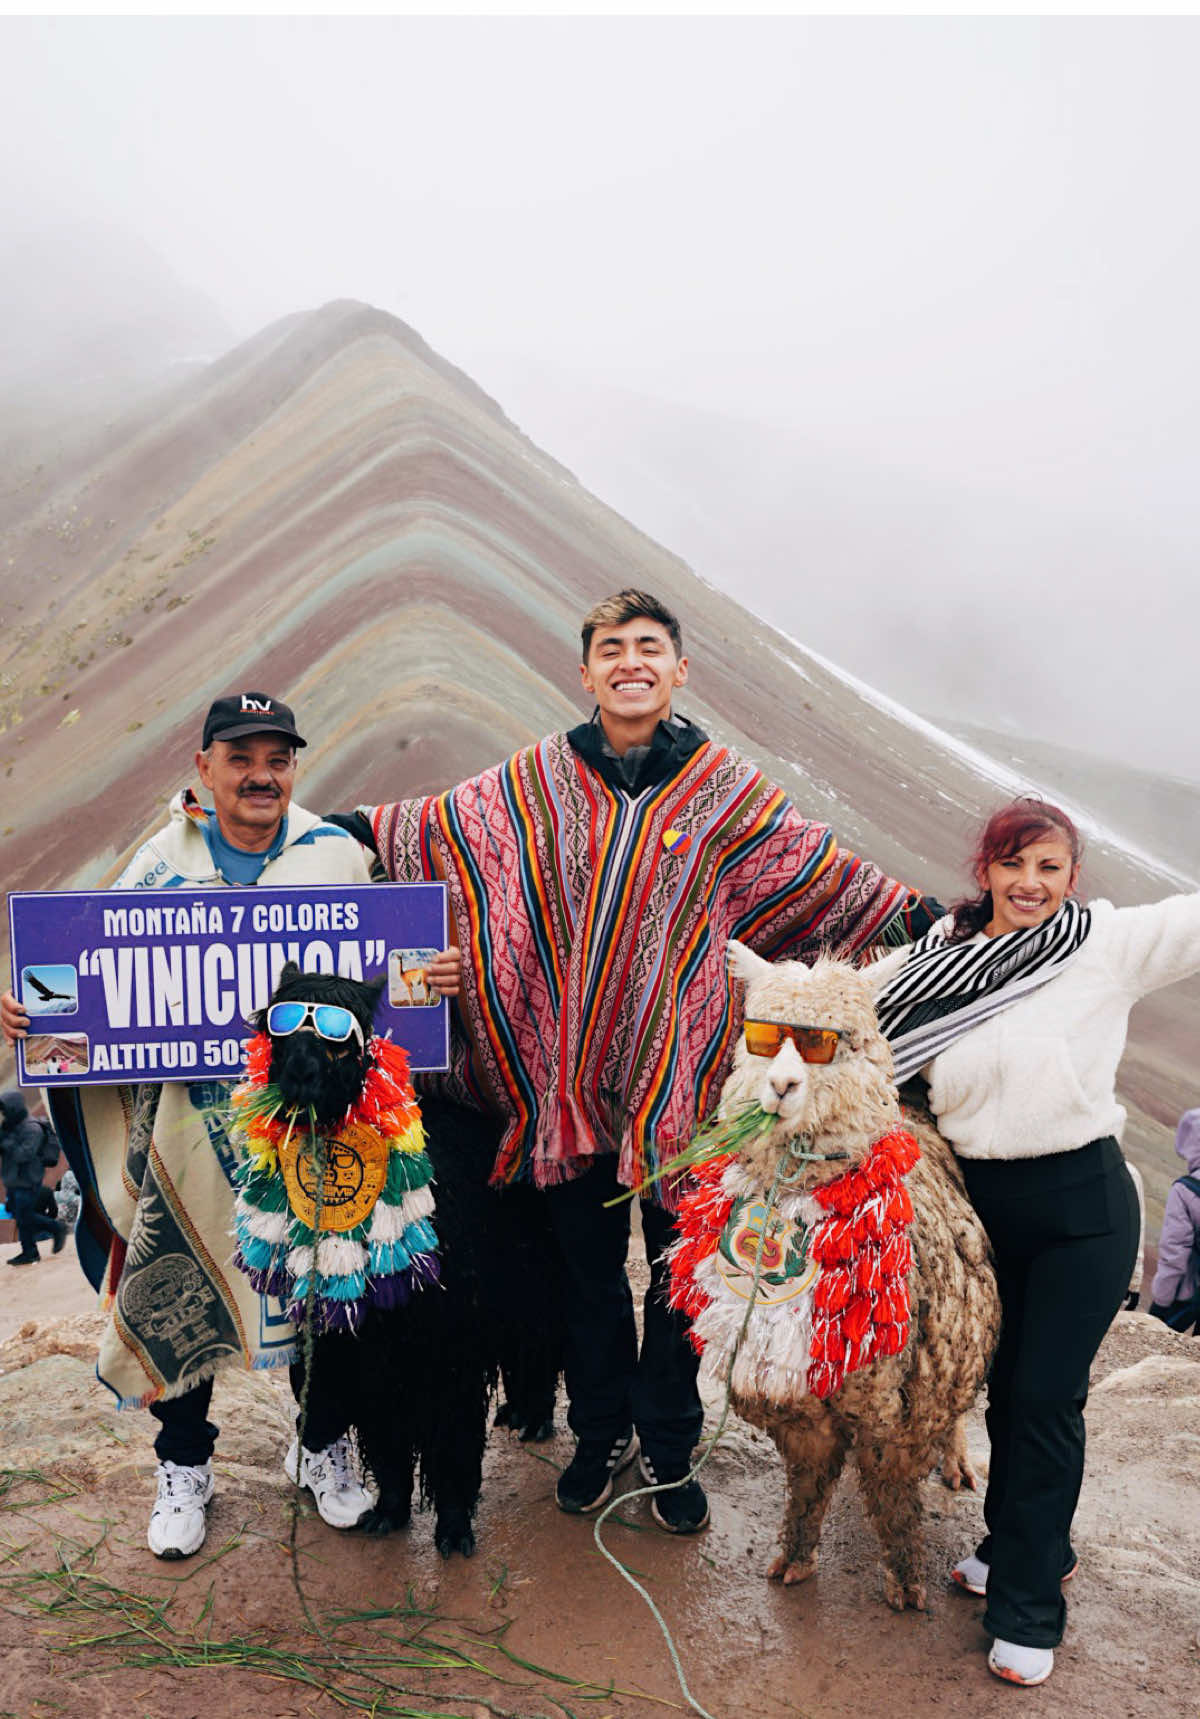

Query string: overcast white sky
3 16 1198 781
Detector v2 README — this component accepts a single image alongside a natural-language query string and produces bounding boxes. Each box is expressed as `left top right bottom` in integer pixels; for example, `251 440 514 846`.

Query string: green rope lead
293 1105 328 1465
591 1134 826 1719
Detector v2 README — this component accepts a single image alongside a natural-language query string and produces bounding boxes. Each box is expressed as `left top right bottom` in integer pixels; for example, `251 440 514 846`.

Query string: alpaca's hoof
517 1414 556 1444
939 1451 978 1493
767 1551 817 1586
359 1503 411 1537
497 1398 556 1442
435 1512 477 1559
883 1569 928 1612
939 1415 980 1492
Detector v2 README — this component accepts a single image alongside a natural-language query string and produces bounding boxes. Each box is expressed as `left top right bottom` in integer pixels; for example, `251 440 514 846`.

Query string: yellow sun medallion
279 1120 390 1233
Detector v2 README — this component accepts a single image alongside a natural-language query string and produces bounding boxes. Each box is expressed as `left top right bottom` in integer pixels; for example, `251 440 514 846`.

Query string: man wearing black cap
129 692 321 888
3 692 457 1560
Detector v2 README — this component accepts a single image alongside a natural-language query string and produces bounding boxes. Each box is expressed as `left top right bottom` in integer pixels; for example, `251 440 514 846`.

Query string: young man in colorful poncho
356 591 937 1534
1 693 457 1559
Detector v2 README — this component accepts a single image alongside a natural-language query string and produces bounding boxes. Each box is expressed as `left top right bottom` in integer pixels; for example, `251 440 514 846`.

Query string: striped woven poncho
367 731 915 1202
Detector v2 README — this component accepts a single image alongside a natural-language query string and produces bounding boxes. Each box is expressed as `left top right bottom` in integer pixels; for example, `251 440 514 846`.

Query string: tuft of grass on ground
0 1468 680 1719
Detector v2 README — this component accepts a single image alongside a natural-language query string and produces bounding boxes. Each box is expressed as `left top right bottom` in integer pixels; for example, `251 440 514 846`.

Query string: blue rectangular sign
8 883 449 1085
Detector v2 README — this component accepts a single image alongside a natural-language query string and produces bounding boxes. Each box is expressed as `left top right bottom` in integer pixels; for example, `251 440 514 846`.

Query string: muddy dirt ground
0 1243 1197 1719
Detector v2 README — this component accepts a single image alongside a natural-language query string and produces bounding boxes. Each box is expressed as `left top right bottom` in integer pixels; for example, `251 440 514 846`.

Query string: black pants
544 1156 702 1467
1149 1294 1200 1336
288 1331 357 1452
7 1185 59 1257
149 1333 355 1467
962 1137 1139 1649
149 1378 220 1467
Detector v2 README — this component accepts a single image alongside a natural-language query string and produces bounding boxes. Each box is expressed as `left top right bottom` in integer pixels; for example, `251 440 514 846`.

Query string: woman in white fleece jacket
871 795 1200 1690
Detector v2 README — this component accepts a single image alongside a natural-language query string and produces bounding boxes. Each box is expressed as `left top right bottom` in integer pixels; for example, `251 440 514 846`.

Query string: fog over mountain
2 16 1198 786
0 224 233 393
455 358 1200 785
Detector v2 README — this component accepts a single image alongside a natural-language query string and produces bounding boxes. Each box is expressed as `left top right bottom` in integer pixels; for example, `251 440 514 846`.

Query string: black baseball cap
201 692 307 750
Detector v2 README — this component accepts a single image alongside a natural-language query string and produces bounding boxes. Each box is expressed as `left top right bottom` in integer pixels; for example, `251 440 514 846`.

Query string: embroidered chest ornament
229 964 440 1334
716 1193 820 1305
668 1122 920 1399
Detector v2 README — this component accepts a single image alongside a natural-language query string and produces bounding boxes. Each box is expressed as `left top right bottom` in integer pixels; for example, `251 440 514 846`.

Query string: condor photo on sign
8 883 449 1085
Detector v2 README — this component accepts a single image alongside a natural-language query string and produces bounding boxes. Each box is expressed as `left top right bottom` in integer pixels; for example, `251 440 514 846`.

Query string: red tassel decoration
669 1128 920 1403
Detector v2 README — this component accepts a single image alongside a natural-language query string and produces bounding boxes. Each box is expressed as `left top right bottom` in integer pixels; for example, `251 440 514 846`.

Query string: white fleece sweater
874 894 1200 1162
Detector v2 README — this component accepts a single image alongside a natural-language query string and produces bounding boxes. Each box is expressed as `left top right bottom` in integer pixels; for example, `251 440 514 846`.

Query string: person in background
0 1090 65 1265
870 796 1200 1688
54 1169 81 1230
1148 1108 1200 1335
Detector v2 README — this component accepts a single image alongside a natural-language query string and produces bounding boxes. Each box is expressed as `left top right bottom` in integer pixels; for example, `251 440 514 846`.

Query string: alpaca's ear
727 940 774 988
862 948 906 997
278 961 303 988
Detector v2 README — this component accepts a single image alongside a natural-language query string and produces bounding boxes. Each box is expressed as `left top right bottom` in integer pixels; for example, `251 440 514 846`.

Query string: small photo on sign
20 963 79 1017
388 948 439 1008
24 1033 90 1076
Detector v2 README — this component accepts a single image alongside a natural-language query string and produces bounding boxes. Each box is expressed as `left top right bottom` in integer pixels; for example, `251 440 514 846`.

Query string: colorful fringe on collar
667 1127 919 1400
230 1034 440 1334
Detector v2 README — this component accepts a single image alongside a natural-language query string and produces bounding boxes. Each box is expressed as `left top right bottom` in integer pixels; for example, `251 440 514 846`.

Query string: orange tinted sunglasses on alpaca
743 1019 846 1064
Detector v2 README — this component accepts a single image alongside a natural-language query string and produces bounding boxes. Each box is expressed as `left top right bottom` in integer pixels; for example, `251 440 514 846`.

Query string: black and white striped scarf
874 899 1092 1082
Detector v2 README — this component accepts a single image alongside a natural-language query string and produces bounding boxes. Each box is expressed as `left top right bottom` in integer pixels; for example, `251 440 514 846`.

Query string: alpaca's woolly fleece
230 1033 440 1333
668 1127 919 1403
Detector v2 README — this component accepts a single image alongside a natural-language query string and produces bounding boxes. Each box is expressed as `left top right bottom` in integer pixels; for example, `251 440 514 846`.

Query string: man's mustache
239 782 281 797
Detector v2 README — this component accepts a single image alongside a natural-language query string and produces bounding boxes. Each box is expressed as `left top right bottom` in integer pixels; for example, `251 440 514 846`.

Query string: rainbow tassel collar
667 1127 919 1400
230 1033 440 1334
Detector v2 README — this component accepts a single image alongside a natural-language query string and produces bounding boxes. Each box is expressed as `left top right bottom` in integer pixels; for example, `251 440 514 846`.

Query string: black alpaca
261 963 564 1558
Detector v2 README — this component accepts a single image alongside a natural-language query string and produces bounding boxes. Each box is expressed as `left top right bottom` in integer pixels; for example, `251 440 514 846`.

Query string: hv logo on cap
202 691 308 749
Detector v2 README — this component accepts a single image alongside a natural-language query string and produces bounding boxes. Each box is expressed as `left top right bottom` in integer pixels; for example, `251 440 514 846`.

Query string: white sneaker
988 1638 1054 1686
951 1553 989 1595
284 1434 373 1528
148 1460 214 1559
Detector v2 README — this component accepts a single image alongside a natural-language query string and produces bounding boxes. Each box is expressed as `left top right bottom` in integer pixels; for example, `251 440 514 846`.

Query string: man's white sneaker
284 1434 373 1528
147 1460 214 1559
988 1638 1054 1687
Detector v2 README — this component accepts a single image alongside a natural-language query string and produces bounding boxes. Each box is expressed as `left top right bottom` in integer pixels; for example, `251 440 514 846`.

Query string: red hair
948 797 1083 942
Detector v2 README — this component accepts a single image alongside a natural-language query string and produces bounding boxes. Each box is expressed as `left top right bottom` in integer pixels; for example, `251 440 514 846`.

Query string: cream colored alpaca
686 944 1000 1611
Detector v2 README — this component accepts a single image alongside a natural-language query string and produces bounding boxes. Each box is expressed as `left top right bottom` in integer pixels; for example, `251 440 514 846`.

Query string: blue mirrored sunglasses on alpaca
266 1000 364 1046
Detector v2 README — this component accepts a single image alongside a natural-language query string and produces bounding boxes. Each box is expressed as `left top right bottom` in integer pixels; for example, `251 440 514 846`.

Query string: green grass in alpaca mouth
618 1103 778 1201
652 1103 856 1196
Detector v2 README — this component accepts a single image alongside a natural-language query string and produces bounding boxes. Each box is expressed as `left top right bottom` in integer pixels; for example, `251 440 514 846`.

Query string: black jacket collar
566 710 709 796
